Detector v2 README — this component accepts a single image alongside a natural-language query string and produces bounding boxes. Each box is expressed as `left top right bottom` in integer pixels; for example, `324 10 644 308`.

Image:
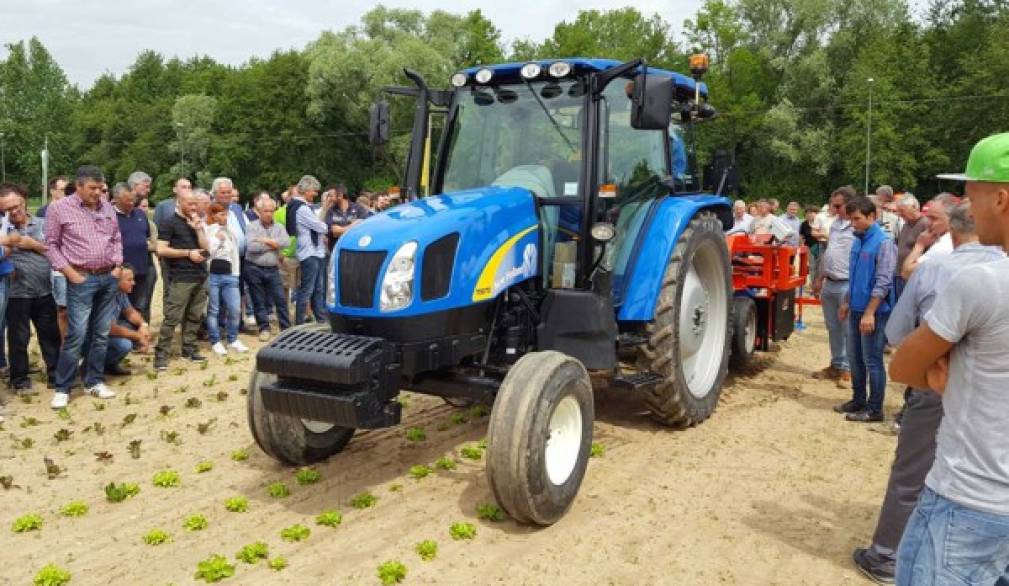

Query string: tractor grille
339 250 387 308
421 233 459 301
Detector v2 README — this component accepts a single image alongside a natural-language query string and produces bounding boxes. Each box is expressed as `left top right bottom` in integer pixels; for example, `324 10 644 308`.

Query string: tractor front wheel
247 325 356 465
638 211 731 426
486 351 594 526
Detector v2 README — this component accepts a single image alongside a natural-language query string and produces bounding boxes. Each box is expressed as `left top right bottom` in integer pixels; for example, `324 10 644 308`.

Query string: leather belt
825 276 848 282
72 265 115 275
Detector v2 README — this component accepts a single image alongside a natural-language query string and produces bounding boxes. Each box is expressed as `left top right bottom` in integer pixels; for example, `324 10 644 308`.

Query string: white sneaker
229 340 249 353
87 382 116 399
50 392 70 409
258 330 271 342
244 316 257 329
212 342 228 356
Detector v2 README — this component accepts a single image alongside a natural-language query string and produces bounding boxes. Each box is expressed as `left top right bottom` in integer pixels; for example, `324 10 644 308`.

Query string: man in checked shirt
44 165 124 410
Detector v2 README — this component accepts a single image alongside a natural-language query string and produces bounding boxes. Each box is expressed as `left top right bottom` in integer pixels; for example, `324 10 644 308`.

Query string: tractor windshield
441 80 586 199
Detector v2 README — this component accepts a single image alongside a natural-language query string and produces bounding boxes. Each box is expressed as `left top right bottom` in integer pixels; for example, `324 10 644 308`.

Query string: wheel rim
744 306 756 354
544 394 583 486
301 419 336 434
678 240 728 398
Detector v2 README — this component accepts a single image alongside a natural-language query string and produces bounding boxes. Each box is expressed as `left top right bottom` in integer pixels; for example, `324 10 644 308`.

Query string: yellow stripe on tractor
472 225 538 302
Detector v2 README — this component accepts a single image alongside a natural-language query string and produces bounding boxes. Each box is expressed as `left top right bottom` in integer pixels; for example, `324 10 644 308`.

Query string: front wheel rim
301 419 336 434
544 394 583 486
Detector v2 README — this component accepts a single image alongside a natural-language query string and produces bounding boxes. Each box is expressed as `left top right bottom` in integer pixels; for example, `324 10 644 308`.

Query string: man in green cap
889 132 1009 585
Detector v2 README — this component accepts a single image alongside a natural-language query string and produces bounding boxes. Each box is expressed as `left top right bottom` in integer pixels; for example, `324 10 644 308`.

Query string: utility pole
41 135 49 206
175 122 185 174
864 77 874 196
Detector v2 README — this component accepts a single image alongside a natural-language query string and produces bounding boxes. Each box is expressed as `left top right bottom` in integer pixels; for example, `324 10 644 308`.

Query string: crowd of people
2 132 1008 583
0 167 394 414
727 134 1009 584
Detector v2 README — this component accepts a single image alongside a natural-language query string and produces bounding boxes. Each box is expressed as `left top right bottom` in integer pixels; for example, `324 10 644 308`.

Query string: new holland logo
357 235 372 247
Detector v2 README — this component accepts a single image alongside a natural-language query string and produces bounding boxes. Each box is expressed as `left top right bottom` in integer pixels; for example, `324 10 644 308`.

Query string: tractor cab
249 57 734 527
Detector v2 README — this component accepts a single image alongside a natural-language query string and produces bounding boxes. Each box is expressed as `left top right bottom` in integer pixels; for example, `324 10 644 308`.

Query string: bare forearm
157 243 193 259
902 244 925 279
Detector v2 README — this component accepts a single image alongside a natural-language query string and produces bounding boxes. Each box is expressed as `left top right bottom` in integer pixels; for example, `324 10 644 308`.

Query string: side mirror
630 74 673 130
368 101 390 145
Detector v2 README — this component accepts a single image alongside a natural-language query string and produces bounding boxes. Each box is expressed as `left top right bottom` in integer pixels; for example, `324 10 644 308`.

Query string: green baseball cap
938 132 1009 182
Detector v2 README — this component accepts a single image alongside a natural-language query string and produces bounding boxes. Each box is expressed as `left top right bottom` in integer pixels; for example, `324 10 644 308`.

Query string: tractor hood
331 186 542 318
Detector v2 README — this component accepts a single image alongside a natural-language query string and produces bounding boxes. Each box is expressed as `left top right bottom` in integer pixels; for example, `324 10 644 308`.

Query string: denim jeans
819 279 849 371
245 263 290 331
105 336 133 369
53 272 119 392
848 310 889 414
0 274 8 369
296 255 327 325
897 487 1009 585
207 273 241 344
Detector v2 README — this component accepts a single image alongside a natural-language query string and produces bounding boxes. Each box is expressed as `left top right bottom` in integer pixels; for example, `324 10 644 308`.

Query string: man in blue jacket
835 196 897 422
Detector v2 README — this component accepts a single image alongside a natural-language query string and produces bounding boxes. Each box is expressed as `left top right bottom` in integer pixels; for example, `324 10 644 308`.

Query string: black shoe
105 363 131 376
847 410 885 423
833 400 866 414
154 357 169 372
183 352 207 363
12 381 35 395
852 547 895 584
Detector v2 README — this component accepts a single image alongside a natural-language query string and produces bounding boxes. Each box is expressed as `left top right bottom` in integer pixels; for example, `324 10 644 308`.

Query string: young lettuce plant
194 554 235 583
316 510 342 527
235 541 269 564
376 560 407 585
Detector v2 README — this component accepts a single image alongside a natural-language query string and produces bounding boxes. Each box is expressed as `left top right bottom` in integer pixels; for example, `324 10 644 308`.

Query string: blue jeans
820 279 849 371
54 272 119 392
848 310 889 414
295 256 327 325
897 487 1009 585
106 336 133 369
245 263 290 331
207 274 241 344
0 274 8 369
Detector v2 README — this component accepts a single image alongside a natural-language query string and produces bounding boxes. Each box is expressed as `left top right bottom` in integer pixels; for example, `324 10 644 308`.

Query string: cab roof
460 58 708 98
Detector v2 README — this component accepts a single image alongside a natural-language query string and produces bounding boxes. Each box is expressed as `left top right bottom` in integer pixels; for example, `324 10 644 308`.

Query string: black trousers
871 388 944 553
6 294 61 387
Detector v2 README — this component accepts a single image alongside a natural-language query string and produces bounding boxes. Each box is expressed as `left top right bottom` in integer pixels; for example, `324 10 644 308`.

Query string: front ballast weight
247 324 402 465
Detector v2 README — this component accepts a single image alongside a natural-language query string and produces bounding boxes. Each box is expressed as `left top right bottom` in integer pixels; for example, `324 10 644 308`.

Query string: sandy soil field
0 301 904 585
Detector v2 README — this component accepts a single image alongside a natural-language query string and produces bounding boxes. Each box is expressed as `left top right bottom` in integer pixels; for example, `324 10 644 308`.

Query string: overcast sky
1 0 709 88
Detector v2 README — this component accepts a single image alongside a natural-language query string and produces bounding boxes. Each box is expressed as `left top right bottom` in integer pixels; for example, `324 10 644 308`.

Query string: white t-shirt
918 232 954 265
813 211 836 241
924 258 1009 514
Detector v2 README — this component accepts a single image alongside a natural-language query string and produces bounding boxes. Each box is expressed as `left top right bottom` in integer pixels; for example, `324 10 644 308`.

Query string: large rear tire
486 351 593 526
729 296 757 371
637 211 731 426
247 325 356 465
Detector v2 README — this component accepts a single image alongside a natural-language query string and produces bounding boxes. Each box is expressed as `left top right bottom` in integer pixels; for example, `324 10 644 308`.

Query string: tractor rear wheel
729 296 757 371
637 211 731 426
247 324 355 465
486 351 593 526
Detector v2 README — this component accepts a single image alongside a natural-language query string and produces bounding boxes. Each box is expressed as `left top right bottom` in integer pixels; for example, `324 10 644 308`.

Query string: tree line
1 1 1007 205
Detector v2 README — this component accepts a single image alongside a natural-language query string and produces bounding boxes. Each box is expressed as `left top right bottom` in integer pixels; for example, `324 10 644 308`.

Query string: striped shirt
44 193 123 271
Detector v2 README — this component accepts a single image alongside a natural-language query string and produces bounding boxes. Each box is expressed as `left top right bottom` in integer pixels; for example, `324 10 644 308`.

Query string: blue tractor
248 57 733 525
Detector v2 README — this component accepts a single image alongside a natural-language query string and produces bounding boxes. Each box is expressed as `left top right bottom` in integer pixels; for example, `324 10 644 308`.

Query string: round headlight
450 73 468 87
474 68 493 84
520 63 542 80
590 222 616 242
548 62 572 78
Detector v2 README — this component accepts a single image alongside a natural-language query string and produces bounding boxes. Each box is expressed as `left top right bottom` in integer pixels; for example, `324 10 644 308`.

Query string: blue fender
616 194 732 322
332 186 540 318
